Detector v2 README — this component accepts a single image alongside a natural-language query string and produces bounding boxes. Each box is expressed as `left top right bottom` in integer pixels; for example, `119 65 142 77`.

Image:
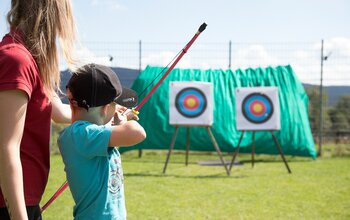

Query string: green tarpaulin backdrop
120 65 316 159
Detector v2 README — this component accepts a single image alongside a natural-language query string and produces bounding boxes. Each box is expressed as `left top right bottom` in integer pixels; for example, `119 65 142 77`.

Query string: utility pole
318 39 331 156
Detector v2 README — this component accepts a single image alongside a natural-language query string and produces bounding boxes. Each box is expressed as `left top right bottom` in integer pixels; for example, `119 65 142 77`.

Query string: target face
175 88 207 118
242 93 274 124
236 87 280 131
169 82 213 126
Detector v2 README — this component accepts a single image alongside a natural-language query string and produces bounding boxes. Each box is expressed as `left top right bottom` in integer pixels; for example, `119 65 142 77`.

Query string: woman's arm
51 92 71 124
0 90 29 220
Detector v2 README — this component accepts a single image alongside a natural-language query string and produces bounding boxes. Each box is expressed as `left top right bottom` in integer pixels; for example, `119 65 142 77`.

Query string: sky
1 0 350 85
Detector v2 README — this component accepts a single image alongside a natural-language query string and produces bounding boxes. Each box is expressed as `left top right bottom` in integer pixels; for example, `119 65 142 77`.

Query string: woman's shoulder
0 37 40 92
1 33 36 68
0 44 34 68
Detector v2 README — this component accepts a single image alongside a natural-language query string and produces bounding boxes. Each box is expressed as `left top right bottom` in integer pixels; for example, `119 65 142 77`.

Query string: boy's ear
69 99 79 108
101 104 109 116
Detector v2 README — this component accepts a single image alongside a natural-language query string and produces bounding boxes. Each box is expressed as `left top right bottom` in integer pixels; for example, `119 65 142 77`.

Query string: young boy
58 63 146 220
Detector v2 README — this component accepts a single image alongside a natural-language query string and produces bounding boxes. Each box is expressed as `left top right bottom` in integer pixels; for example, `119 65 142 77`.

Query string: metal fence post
228 40 232 69
138 40 143 158
139 40 142 72
318 39 324 156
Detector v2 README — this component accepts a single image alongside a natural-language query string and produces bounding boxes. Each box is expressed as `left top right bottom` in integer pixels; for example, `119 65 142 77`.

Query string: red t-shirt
0 31 52 206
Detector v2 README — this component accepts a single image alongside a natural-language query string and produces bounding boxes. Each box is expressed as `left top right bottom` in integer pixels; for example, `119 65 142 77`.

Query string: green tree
305 86 331 140
334 95 350 124
328 95 350 143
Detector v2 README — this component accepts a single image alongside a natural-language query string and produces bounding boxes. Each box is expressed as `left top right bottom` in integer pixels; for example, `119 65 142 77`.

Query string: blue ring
242 93 273 124
175 87 207 118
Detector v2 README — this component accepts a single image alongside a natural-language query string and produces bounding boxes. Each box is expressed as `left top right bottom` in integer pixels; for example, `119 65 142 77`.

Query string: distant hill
303 84 350 106
60 67 140 104
60 67 349 106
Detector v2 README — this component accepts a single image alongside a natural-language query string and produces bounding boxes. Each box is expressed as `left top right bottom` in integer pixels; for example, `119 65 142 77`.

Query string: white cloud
59 46 112 71
292 50 311 60
325 37 350 57
75 46 112 67
233 45 281 69
142 51 191 69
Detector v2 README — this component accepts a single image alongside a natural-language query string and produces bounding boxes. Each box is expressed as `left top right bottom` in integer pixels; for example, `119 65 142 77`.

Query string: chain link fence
65 40 350 150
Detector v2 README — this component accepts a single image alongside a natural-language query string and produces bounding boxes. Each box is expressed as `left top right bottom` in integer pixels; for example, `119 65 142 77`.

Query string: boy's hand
113 111 127 125
113 105 128 125
116 104 139 121
125 109 139 121
113 105 139 126
116 104 127 113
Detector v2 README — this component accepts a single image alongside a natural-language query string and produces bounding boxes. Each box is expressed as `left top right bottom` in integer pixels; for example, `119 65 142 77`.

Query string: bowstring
137 49 183 98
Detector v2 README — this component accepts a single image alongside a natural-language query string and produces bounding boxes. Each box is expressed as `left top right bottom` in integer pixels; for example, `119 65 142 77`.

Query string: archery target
175 88 207 118
169 81 213 126
242 93 273 124
236 87 280 130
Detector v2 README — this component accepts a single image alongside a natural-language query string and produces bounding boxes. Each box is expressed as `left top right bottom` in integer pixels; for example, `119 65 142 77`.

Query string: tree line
306 87 350 144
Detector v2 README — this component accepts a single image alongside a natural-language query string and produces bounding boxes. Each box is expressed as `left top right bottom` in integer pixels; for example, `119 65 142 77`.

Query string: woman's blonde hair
7 0 76 97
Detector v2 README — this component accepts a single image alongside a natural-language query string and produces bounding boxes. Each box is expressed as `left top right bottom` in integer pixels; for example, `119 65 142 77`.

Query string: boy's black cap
66 63 138 110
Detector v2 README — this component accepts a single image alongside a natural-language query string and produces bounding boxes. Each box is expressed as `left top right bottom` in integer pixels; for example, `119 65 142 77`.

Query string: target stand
162 125 230 175
228 130 291 174
229 87 292 174
163 81 229 175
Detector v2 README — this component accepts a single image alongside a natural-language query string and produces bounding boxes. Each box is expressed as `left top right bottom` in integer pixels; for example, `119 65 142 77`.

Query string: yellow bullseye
252 103 263 113
186 98 196 108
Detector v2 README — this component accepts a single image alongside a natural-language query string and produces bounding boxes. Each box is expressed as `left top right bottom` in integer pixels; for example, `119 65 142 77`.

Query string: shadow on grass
124 159 201 165
124 157 313 165
237 158 311 163
124 172 247 179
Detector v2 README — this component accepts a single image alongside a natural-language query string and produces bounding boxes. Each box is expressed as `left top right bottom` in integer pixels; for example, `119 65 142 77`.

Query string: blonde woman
0 0 76 219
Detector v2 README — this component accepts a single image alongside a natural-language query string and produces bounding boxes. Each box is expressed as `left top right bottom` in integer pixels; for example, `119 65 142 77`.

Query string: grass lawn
41 149 350 220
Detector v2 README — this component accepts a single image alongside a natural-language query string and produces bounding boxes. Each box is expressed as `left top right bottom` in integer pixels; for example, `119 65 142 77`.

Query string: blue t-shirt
58 121 126 220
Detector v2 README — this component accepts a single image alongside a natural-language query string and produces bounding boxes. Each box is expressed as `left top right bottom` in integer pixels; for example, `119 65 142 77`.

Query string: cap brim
114 87 138 108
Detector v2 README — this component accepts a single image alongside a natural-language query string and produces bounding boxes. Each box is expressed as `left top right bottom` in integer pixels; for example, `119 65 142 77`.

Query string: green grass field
40 146 350 220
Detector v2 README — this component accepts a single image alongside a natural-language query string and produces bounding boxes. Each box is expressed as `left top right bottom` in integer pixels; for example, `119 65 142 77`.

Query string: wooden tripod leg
138 149 142 158
229 131 245 172
185 127 190 166
207 127 230 176
270 131 292 174
163 126 180 174
251 131 255 168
